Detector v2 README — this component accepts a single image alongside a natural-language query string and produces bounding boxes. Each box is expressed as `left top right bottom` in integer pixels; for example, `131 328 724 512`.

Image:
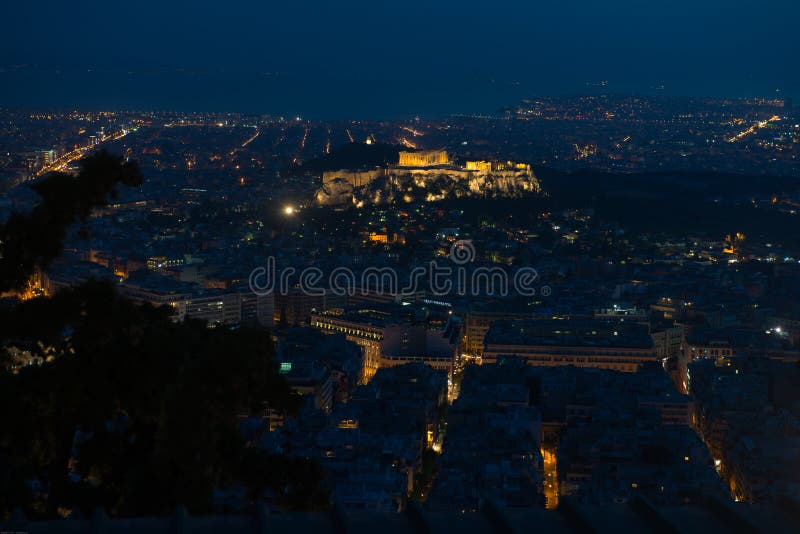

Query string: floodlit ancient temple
317 148 540 206
397 149 451 167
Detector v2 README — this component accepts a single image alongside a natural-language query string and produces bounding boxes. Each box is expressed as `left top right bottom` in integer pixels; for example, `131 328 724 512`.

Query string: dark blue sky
1 1 797 117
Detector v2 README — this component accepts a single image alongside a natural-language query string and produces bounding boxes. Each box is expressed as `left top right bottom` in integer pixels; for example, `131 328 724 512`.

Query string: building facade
482 320 656 372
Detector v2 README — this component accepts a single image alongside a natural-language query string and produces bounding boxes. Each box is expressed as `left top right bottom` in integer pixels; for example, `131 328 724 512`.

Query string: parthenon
397 149 451 167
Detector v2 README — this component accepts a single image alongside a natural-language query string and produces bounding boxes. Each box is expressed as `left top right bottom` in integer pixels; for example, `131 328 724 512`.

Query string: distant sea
0 67 793 120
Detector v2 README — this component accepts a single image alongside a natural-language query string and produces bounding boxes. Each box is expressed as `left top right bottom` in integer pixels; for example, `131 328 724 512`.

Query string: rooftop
485 319 654 350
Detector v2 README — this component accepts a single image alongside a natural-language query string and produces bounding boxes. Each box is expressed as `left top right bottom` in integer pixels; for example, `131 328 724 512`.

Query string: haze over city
2 1 798 117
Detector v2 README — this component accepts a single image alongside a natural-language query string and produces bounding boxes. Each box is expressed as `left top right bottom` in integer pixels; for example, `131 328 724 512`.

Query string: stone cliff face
315 168 540 207
315 178 354 206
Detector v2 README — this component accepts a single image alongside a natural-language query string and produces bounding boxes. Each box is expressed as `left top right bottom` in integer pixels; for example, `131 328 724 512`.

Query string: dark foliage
0 150 143 293
0 282 310 517
0 152 326 519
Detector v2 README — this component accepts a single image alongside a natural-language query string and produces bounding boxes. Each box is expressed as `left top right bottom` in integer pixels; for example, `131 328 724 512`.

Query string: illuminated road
241 127 260 147
728 115 780 143
299 126 309 150
400 125 424 137
290 126 310 164
325 128 331 154
542 447 559 509
36 126 136 176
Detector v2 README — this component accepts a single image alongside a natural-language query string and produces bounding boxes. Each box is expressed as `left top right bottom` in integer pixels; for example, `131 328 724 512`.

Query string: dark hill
533 167 800 203
543 168 800 246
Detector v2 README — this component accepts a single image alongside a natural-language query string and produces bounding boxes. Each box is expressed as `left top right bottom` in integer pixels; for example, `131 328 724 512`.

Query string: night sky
1 0 798 118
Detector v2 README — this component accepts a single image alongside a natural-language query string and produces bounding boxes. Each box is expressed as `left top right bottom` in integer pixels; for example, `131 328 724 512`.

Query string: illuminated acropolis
465 160 531 173
317 147 540 205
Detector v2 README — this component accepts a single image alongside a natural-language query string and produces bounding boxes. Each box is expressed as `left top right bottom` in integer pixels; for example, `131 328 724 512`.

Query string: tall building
41 149 55 166
278 359 334 414
311 308 388 382
463 304 558 358
310 305 459 382
273 289 326 327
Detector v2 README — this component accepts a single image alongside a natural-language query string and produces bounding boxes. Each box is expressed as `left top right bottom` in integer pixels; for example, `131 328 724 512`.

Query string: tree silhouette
0 152 324 519
0 150 142 293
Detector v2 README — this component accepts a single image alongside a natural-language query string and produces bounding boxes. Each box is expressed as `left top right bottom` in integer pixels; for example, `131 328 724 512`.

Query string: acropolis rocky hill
314 149 541 207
